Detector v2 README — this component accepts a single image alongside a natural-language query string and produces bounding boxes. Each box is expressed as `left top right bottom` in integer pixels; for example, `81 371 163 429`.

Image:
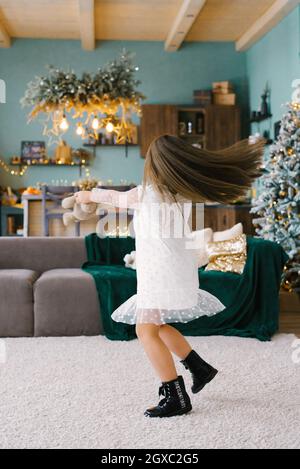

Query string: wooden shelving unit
83 142 139 158
140 104 241 157
177 106 206 147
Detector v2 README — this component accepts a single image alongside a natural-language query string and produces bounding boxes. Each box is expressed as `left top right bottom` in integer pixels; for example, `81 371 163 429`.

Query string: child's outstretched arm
74 186 140 209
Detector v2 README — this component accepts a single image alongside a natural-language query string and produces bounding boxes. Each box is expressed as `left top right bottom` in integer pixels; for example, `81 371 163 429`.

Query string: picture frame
21 141 46 163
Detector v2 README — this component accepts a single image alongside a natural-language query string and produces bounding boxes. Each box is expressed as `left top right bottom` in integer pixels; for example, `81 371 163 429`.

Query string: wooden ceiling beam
164 0 206 52
78 0 95 50
236 0 300 51
0 18 11 48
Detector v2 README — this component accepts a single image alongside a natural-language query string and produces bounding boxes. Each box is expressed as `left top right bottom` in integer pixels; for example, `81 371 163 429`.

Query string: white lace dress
90 184 225 325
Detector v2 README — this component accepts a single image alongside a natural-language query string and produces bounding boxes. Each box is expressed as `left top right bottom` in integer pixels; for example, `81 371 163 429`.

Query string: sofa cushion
0 269 38 337
0 237 86 272
34 269 102 336
213 223 243 242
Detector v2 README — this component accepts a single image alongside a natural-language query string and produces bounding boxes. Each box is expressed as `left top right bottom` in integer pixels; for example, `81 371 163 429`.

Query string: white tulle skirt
111 289 226 325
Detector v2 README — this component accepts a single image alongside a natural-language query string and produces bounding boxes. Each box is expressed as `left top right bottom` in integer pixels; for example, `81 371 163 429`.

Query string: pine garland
21 50 144 109
20 50 145 143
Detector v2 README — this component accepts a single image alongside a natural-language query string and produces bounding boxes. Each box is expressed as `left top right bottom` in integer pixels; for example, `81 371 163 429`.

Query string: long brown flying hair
143 134 265 204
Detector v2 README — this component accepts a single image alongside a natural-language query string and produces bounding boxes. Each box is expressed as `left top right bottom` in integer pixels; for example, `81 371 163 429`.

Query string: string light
0 157 28 177
59 114 69 131
106 121 114 133
0 156 90 178
76 122 84 136
91 115 100 130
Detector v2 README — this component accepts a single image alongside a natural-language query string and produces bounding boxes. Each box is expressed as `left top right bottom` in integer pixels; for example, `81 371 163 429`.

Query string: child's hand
74 191 92 204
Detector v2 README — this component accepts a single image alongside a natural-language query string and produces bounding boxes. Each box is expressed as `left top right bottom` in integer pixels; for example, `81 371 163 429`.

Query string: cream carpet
0 334 299 449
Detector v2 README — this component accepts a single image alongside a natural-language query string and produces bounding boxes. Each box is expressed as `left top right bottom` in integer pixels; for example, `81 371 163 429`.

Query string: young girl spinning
75 135 264 419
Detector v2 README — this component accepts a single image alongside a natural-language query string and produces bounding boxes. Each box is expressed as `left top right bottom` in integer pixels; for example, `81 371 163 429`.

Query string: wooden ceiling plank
78 0 95 50
165 0 206 51
0 16 11 48
236 0 300 51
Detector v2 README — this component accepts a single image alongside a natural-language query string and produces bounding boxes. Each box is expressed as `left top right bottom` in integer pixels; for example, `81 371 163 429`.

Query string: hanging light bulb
92 115 100 130
106 121 114 133
76 122 84 136
60 114 69 131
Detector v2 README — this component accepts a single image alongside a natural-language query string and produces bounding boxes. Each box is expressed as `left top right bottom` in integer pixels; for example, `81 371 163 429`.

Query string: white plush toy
62 194 127 238
62 194 100 226
124 251 136 269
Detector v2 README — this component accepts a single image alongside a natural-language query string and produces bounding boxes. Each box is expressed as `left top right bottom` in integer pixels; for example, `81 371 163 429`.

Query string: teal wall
0 39 248 189
246 5 300 138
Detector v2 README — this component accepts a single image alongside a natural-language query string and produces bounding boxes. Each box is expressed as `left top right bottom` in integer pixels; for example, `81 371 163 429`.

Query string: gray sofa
0 237 103 337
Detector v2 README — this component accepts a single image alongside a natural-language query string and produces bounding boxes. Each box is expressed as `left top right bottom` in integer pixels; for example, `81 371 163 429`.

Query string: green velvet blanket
82 234 288 342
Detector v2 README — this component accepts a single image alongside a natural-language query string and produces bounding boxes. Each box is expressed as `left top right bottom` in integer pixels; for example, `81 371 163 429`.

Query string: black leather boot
144 375 192 418
181 350 218 394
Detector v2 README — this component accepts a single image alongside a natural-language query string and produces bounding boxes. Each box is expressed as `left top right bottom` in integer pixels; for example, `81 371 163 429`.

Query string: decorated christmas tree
251 82 300 293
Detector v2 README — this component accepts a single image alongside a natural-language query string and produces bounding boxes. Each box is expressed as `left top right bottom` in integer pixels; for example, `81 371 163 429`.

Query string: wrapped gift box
213 93 236 106
212 81 234 94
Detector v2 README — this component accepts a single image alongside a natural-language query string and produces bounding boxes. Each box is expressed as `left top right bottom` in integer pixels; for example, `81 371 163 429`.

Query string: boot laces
158 384 165 397
159 383 171 398
158 383 173 407
164 382 181 408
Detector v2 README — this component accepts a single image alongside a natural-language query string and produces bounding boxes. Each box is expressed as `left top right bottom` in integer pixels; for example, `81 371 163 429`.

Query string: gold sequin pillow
205 233 247 274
